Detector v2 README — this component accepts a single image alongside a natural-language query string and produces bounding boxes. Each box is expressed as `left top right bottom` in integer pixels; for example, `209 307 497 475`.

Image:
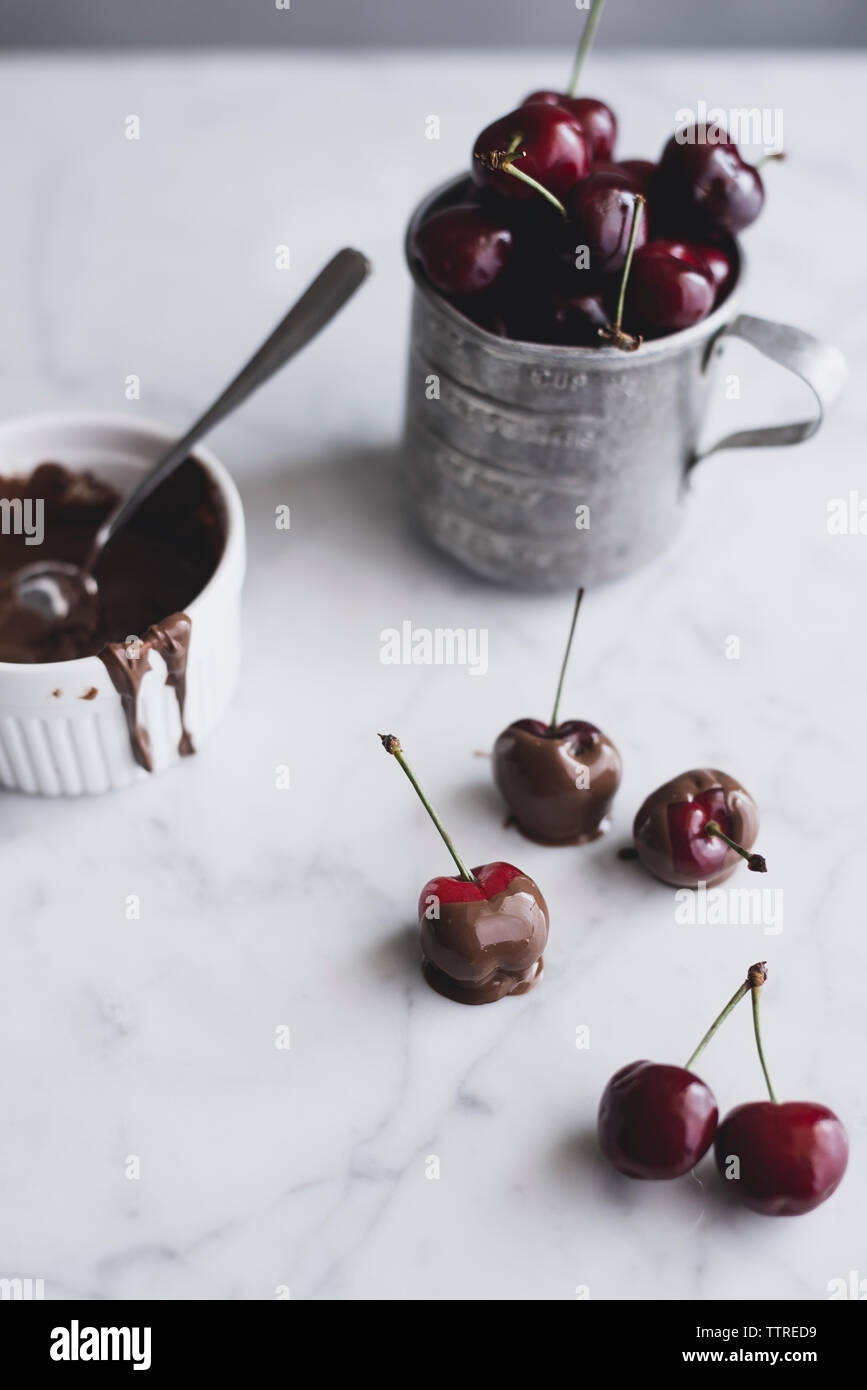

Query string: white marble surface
1 50 866 1302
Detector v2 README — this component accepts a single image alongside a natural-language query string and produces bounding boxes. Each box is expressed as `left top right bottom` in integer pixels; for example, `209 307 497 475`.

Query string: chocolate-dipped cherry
380 734 548 1005
598 964 758 1179
652 125 780 238
714 967 849 1215
633 768 765 888
628 241 716 333
522 0 617 162
472 105 589 210
412 204 513 296
493 588 621 845
564 169 649 275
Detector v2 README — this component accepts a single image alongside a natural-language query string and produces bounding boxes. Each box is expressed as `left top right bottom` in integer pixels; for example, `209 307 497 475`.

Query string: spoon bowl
12 560 97 623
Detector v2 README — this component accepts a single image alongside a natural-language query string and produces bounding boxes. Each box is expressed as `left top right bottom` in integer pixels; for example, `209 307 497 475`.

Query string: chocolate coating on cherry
494 718 622 845
633 768 761 887
418 861 549 1005
492 588 621 844
380 734 549 1006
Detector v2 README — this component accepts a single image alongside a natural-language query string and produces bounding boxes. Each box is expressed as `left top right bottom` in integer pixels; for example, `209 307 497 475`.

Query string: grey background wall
2 0 866 48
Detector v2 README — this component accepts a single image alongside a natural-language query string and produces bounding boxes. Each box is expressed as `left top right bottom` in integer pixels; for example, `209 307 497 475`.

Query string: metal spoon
14 247 371 622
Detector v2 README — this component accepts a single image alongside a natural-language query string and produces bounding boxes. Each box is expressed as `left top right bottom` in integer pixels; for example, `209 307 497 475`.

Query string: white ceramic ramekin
0 411 245 795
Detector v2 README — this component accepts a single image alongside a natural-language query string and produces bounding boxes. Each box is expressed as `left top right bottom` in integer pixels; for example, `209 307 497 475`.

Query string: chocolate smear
100 613 194 772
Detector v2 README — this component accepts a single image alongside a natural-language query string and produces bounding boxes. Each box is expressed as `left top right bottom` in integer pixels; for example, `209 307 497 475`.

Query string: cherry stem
684 977 751 1072
750 967 778 1104
474 133 567 216
704 820 767 873
550 586 585 730
613 195 643 330
756 150 785 171
500 155 566 216
379 734 475 883
599 195 645 351
567 0 609 98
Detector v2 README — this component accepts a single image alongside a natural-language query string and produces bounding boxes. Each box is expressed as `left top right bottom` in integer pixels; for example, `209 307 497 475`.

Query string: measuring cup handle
694 313 847 462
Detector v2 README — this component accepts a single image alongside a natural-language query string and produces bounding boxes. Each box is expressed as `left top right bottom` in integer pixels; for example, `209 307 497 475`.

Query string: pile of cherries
411 9 776 349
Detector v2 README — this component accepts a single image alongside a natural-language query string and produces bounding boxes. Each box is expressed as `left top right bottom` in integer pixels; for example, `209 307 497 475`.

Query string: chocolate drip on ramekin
99 613 194 772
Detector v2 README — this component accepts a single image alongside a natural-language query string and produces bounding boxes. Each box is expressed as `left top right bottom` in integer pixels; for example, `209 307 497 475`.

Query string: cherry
599 1061 718 1180
493 588 622 844
627 241 716 333
588 161 642 191
652 124 766 237
714 965 849 1215
599 962 762 1181
564 169 649 275
545 289 611 346
715 1103 849 1216
520 0 616 163
472 105 589 208
616 158 656 194
380 734 548 1004
524 92 617 163
413 204 513 296
644 237 734 298
633 768 765 888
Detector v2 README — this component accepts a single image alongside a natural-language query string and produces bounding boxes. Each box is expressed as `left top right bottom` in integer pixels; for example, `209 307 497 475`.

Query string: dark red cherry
413 204 513 296
628 242 715 333
523 91 617 162
565 169 649 275
653 125 765 237
547 290 610 346
715 1102 849 1216
687 243 733 294
644 238 734 297
589 161 641 191
617 158 656 194
668 789 733 879
598 1061 718 1179
472 104 590 203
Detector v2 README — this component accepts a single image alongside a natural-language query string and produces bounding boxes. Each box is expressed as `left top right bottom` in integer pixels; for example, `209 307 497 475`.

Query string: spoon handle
89 247 371 566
